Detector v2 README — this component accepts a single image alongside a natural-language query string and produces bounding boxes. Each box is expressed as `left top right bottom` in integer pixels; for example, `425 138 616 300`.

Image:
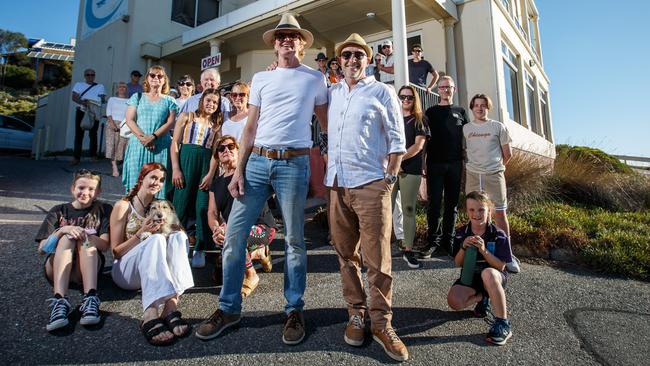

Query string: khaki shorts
465 170 508 210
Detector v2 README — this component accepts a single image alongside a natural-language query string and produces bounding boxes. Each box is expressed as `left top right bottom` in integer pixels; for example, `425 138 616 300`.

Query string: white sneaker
506 255 521 273
191 250 206 268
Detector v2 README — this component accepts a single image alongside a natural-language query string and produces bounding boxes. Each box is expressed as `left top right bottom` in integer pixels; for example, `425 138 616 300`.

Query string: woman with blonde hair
222 81 250 141
105 82 130 177
393 85 430 269
122 65 178 198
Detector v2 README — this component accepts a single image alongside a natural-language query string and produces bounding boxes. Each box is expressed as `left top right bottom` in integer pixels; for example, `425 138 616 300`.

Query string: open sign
201 53 222 70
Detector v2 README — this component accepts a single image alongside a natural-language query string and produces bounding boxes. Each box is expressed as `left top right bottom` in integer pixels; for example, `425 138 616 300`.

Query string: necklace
135 194 149 214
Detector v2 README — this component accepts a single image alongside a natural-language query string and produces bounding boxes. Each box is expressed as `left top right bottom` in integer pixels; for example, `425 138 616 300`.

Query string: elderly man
327 33 408 362
195 13 328 345
71 68 106 165
178 67 230 115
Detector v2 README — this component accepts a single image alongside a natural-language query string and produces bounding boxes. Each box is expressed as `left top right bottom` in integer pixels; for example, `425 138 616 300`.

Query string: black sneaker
79 293 101 326
486 317 512 345
418 245 438 259
402 251 421 269
46 296 71 332
474 296 491 318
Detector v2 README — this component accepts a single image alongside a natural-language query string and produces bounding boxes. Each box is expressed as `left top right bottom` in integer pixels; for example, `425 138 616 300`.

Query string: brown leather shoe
194 309 240 341
372 328 409 361
282 311 305 345
344 314 365 346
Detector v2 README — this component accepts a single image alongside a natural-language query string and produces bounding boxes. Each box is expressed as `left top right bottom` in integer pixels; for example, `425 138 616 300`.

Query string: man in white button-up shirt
326 33 408 362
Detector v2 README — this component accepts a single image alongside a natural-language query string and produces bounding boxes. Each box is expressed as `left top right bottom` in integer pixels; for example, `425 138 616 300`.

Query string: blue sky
1 0 648 157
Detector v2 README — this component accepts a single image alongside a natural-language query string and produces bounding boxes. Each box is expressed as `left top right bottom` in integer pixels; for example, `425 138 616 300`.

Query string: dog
139 200 182 240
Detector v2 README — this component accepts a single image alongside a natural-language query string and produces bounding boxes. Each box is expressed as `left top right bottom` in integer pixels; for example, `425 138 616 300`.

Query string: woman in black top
208 135 274 298
393 85 430 269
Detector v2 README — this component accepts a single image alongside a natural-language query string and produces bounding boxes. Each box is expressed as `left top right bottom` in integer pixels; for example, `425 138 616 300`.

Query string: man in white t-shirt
195 13 328 346
378 40 395 84
71 68 106 164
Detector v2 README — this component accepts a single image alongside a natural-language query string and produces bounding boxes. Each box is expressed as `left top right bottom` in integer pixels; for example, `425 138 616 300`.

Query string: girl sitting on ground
446 190 513 346
208 135 275 298
36 169 112 332
109 162 194 346
170 88 223 269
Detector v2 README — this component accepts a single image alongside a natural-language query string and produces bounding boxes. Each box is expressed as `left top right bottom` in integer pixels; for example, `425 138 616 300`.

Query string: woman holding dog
208 135 275 298
170 88 223 269
109 162 194 346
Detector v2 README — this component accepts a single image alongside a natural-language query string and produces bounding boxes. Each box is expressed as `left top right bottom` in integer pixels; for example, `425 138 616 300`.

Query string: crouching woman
109 162 194 346
446 190 513 346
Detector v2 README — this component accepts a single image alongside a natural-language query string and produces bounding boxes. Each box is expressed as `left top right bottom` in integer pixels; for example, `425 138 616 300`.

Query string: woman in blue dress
122 65 178 198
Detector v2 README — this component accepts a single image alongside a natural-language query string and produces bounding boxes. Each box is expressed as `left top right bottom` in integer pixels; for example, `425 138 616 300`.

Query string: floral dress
122 93 178 198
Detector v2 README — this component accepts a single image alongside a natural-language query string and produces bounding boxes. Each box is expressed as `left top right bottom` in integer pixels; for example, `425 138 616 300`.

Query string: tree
1 29 28 89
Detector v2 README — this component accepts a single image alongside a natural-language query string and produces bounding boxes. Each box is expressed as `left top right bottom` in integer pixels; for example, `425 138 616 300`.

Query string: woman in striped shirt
170 88 223 268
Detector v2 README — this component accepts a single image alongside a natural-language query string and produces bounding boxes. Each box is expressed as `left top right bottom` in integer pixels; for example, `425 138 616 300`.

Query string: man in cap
378 39 395 84
327 33 409 361
195 13 328 346
127 70 143 97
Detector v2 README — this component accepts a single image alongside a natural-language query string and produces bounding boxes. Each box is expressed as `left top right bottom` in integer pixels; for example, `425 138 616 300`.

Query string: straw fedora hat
262 13 314 48
336 33 373 59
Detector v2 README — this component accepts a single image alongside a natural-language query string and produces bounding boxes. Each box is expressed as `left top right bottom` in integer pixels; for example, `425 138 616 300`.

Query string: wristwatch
384 173 397 184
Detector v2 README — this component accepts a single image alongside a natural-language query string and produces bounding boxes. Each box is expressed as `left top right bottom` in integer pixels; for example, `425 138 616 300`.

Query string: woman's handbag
119 119 132 138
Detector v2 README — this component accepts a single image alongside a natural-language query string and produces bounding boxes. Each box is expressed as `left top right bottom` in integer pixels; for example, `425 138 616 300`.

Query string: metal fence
410 83 440 111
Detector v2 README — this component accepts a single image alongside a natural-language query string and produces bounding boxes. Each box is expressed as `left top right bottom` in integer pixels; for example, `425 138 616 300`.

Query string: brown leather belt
252 146 310 160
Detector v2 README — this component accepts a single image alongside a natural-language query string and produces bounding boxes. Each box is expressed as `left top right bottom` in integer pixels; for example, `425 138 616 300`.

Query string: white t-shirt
72 82 106 105
221 113 246 141
249 64 328 149
463 119 512 174
379 53 394 83
106 97 129 122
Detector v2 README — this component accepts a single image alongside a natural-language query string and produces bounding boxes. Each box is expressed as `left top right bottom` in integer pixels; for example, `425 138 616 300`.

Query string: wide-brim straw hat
336 33 373 60
262 13 314 48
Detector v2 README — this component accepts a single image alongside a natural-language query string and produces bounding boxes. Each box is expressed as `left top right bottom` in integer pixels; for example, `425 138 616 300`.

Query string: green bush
3 64 35 89
0 90 37 123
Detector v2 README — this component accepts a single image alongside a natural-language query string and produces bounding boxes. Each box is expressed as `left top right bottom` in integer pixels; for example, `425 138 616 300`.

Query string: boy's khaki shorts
465 170 508 210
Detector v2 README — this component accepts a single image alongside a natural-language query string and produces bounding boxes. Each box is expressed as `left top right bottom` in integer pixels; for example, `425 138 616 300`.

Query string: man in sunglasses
326 33 408 362
70 68 106 165
195 13 328 346
408 44 438 93
377 39 394 85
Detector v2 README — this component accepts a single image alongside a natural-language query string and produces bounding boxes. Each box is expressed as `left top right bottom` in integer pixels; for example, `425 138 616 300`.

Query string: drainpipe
391 0 409 88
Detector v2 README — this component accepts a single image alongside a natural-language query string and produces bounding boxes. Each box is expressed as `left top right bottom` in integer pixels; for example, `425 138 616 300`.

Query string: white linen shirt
326 76 406 188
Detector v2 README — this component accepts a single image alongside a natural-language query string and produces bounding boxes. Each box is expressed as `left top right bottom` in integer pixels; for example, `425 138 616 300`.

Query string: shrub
3 64 35 89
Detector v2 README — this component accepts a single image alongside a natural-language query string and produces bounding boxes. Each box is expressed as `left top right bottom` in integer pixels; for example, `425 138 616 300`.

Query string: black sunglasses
149 73 165 79
340 51 367 60
178 81 193 87
230 92 247 98
85 73 95 76
217 143 236 153
398 95 415 101
275 32 300 40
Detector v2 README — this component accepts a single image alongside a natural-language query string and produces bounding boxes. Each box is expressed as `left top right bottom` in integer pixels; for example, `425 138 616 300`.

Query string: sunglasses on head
149 73 164 79
340 51 367 60
217 143 236 153
398 95 415 101
231 92 247 98
275 32 300 40
178 81 193 87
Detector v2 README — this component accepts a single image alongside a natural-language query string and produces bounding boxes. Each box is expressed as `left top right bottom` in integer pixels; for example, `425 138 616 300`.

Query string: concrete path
1 156 649 365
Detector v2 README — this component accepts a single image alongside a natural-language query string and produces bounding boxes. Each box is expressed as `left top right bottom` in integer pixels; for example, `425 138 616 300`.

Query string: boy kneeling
447 191 513 345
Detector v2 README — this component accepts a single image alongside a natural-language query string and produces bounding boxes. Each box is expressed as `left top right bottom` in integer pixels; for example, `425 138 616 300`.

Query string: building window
172 0 219 27
540 90 552 142
525 71 539 134
502 42 521 124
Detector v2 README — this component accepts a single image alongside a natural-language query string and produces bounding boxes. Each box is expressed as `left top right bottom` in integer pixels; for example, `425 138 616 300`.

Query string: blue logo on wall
85 0 125 29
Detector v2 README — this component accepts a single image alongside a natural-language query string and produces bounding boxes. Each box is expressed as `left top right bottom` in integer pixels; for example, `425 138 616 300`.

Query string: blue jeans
219 152 310 315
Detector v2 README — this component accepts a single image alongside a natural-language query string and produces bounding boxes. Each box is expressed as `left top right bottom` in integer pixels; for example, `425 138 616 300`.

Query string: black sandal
140 318 175 346
162 310 191 338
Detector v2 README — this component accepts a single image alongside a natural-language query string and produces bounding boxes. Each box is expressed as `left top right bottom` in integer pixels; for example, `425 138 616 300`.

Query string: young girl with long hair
393 85 430 268
446 191 513 345
170 88 223 268
35 169 112 332
110 163 194 346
